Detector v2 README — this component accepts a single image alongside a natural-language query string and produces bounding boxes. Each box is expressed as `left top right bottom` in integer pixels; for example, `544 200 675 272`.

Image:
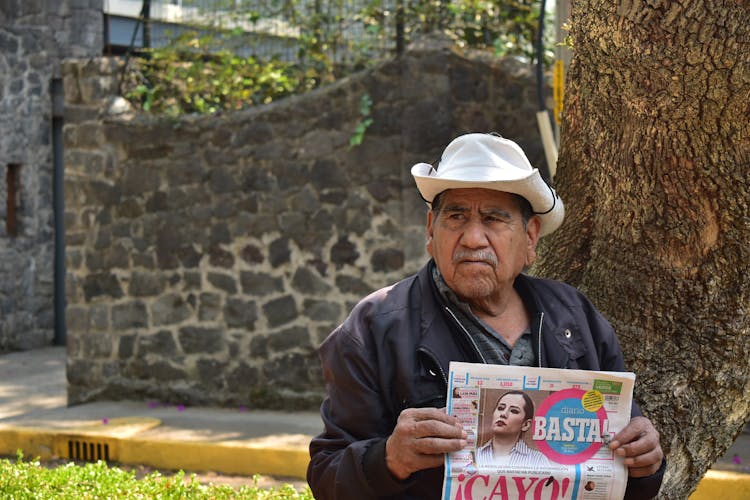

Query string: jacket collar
415 261 480 379
416 263 572 370
514 274 571 369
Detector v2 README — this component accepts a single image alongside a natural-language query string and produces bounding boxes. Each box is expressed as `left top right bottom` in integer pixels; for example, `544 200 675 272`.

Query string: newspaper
442 362 635 500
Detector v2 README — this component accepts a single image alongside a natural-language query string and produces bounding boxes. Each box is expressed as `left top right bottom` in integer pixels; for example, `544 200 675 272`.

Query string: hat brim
411 162 564 237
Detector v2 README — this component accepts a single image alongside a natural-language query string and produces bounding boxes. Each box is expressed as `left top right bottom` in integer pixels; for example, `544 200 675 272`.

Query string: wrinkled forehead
437 188 520 209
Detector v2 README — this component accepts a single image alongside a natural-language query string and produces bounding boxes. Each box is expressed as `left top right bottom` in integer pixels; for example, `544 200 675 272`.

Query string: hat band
533 181 558 215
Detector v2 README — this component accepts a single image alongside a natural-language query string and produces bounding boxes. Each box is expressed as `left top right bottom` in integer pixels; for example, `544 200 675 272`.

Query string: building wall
0 0 102 351
63 43 547 409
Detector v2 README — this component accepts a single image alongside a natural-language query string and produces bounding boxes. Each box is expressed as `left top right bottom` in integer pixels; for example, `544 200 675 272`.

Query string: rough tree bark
534 1 750 498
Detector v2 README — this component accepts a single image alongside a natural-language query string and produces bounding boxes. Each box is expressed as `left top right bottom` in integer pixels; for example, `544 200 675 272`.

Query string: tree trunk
535 1 750 498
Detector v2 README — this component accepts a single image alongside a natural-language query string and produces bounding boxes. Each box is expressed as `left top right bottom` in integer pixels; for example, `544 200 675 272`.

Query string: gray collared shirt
432 265 534 366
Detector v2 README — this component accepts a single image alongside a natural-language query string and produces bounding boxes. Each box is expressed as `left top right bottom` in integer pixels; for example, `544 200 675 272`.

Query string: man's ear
426 211 435 256
525 216 542 267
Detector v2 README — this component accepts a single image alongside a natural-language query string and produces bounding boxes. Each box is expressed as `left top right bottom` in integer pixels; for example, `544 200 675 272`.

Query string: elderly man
307 133 665 499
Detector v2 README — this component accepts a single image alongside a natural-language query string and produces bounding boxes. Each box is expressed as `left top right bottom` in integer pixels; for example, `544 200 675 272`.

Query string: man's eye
484 215 507 223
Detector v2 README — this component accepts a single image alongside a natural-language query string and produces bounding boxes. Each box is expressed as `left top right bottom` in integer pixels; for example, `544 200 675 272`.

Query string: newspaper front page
443 362 635 500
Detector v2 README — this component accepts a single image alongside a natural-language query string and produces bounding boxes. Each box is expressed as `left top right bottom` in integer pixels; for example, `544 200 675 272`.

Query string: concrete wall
0 0 102 351
63 41 547 410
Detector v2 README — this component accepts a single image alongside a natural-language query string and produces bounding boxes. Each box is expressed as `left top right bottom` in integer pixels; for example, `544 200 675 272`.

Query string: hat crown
436 134 533 180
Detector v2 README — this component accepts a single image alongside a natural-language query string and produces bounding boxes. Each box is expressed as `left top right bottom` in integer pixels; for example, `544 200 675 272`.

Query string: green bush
0 453 313 500
123 31 323 117
361 0 545 60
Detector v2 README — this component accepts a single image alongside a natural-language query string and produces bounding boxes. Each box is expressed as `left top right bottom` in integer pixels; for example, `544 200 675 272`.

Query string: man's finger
621 447 663 467
408 419 466 440
609 416 657 452
626 460 663 478
403 407 459 424
612 432 658 458
412 436 467 454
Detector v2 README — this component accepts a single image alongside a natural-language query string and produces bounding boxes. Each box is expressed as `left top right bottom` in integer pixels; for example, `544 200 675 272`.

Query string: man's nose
459 218 489 247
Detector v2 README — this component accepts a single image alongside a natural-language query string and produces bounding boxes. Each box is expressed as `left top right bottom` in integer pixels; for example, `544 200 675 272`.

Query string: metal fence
105 0 408 65
105 0 546 70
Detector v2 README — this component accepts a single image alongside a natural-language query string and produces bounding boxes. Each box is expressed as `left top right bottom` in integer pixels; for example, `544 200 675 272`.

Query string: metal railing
105 0 407 64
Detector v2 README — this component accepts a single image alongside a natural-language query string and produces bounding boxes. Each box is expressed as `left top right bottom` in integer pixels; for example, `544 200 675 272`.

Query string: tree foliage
124 31 321 117
122 0 549 116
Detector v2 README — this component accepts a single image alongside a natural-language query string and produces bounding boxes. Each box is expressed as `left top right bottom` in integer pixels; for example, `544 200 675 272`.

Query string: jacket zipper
443 306 487 364
537 311 544 368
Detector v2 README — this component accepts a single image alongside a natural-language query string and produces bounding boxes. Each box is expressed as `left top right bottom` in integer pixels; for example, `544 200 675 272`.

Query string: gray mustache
452 250 498 267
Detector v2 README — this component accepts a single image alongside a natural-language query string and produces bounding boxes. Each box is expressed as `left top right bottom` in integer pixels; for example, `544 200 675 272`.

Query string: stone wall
63 41 548 409
0 0 102 351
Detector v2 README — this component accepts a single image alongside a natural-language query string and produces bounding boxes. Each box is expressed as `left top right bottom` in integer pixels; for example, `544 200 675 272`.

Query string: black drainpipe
51 77 66 346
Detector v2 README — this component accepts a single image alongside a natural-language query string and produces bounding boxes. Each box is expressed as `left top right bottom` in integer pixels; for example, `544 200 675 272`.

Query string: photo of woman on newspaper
476 390 550 468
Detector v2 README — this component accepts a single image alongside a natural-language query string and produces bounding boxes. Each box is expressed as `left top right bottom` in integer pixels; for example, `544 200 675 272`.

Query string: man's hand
385 407 467 480
609 416 663 477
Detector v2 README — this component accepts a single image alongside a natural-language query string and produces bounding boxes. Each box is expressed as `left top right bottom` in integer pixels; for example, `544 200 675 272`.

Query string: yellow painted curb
0 420 310 479
689 470 750 499
118 438 309 478
0 418 162 461
0 427 58 460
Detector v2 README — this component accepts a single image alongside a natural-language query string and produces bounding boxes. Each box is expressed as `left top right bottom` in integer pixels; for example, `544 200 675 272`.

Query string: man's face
426 188 541 308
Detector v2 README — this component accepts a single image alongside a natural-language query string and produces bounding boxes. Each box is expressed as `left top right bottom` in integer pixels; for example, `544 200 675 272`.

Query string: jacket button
564 329 572 338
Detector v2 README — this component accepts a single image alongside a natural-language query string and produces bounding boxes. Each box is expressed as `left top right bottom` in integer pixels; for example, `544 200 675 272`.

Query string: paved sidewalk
0 346 321 479
0 346 748 498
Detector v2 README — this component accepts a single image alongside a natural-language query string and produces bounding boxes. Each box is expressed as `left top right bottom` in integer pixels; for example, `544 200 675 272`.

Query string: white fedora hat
411 133 564 236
